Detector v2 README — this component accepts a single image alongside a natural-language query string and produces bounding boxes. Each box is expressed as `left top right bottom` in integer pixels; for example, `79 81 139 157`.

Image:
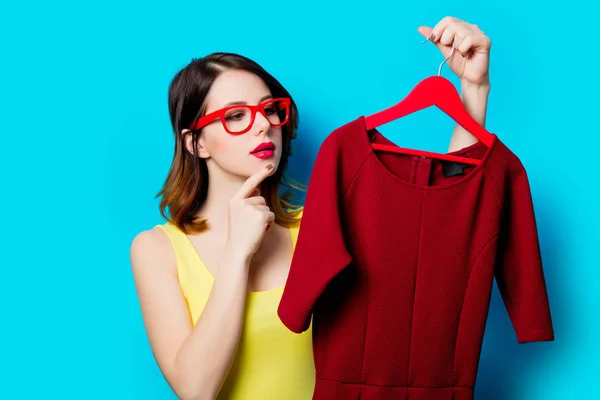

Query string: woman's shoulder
131 221 174 249
130 224 177 276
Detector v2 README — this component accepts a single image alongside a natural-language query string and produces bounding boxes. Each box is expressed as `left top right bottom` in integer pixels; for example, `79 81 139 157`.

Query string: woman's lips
251 149 275 159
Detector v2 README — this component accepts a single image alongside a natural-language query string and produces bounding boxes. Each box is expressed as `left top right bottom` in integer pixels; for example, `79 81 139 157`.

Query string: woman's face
185 69 284 179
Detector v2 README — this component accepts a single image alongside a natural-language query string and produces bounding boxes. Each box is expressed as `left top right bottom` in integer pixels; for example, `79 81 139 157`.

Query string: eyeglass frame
189 97 291 135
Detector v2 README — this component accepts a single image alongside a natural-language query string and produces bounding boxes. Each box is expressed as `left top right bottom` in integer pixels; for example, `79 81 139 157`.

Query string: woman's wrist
460 78 490 127
447 78 491 152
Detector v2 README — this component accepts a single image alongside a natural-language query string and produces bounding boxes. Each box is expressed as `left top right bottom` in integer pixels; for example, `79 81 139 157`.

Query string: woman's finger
417 26 433 40
430 16 456 42
452 28 476 56
456 35 474 57
265 211 275 223
466 32 492 53
245 196 266 206
233 164 273 200
420 18 489 61
439 23 458 47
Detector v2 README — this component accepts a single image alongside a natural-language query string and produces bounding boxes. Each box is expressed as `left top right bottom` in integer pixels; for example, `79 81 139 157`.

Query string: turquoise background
1 0 596 398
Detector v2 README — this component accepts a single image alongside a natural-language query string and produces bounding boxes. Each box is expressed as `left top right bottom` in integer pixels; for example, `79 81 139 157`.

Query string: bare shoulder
129 225 193 388
130 226 177 277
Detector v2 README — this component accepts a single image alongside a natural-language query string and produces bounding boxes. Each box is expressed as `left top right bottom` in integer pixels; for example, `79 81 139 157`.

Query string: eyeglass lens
223 99 288 133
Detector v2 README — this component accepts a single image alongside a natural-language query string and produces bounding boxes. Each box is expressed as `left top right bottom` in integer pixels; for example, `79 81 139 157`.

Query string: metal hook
422 34 455 76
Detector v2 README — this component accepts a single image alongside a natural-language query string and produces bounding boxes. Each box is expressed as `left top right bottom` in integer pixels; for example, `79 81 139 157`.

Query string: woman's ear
182 129 211 159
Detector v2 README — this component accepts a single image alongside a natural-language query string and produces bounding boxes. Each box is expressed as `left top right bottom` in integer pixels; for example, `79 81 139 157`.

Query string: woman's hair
157 52 306 234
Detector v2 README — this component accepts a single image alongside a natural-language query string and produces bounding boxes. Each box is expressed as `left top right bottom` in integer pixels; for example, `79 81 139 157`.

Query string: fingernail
266 164 273 170
430 32 436 41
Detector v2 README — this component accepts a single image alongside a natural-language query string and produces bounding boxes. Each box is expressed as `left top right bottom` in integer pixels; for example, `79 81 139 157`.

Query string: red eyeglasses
190 97 291 135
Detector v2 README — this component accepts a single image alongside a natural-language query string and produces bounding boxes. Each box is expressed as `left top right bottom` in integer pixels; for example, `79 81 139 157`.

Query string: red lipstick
251 142 275 159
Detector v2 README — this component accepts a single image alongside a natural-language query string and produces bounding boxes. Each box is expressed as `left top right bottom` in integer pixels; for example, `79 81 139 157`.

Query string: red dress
278 116 554 400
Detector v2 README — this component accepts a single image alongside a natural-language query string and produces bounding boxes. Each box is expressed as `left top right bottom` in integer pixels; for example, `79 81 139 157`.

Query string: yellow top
156 214 315 399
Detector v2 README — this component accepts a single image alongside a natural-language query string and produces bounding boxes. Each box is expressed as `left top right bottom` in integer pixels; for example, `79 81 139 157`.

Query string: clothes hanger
364 35 494 166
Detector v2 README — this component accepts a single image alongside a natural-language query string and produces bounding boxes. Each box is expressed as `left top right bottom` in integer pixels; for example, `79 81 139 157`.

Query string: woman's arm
447 80 491 152
418 17 492 153
130 228 251 400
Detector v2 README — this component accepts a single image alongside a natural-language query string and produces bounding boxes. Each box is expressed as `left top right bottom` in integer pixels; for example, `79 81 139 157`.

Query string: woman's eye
264 106 275 115
225 112 245 121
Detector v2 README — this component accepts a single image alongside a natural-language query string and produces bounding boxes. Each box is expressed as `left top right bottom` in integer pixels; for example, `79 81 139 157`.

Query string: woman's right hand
226 164 276 261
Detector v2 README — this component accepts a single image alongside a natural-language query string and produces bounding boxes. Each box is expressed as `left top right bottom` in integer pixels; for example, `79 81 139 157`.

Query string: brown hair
157 52 306 234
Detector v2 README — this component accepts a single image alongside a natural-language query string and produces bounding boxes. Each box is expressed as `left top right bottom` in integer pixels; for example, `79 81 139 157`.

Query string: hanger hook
422 34 455 76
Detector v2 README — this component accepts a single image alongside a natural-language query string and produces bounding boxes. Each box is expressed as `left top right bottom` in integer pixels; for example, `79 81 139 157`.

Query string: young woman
130 16 492 400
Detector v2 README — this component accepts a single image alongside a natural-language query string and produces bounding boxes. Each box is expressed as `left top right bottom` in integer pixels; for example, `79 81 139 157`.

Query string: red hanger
364 40 494 166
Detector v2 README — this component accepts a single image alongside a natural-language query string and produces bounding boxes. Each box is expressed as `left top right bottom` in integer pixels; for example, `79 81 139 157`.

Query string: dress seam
451 231 500 384
406 191 426 386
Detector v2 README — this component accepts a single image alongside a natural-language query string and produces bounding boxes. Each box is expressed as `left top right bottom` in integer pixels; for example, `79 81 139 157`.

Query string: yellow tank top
156 215 315 399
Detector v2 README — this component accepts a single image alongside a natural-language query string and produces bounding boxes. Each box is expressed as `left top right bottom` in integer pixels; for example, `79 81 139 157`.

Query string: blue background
1 0 597 398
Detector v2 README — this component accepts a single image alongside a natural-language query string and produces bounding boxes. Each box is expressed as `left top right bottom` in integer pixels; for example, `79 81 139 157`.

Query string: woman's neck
197 167 249 232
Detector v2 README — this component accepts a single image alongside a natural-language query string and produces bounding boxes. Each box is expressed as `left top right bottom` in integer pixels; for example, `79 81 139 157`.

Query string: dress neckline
357 115 498 191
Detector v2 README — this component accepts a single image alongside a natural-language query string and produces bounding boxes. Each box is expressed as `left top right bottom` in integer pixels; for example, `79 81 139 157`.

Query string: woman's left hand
418 17 491 86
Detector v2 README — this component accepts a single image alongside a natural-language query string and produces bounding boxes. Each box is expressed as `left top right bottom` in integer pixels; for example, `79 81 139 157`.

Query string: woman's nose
253 110 271 134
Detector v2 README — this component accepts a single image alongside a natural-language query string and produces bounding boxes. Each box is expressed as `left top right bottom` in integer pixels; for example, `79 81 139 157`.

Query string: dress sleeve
495 164 555 343
278 133 353 333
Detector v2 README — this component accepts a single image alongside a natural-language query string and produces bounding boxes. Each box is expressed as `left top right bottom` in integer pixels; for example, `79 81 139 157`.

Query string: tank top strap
154 222 195 261
154 222 214 295
289 220 300 248
288 208 303 249
155 221 186 250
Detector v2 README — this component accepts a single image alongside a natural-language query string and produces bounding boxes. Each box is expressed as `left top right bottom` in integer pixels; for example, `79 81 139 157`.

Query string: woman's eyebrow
223 95 273 107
